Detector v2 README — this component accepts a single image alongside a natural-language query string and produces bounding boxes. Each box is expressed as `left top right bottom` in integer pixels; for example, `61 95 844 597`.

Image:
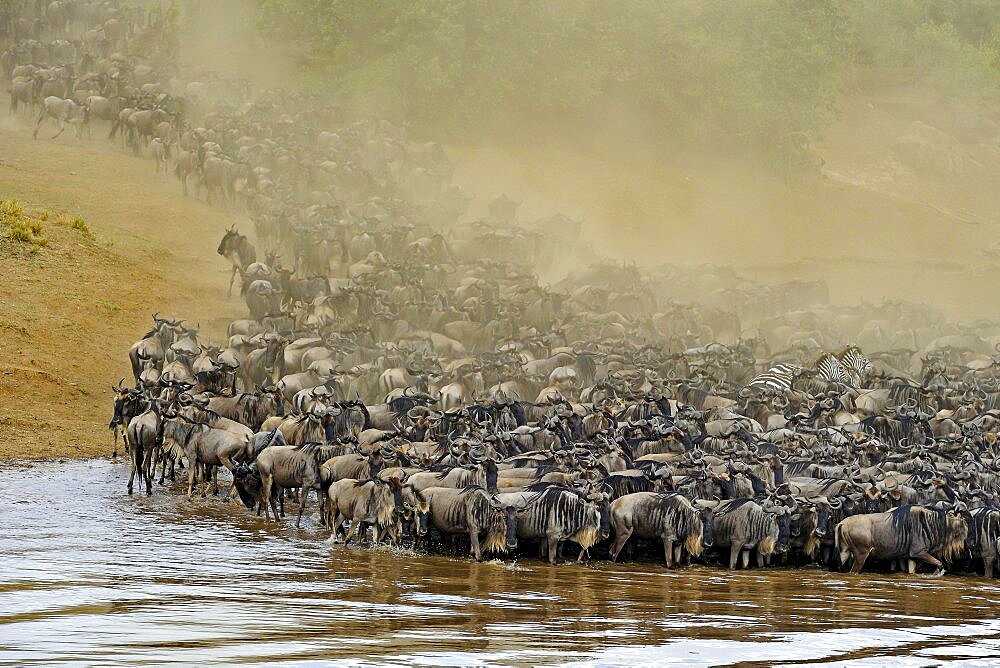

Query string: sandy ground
0 118 246 460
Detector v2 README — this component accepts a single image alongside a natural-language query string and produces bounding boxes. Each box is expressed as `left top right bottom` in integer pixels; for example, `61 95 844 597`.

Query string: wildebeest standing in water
609 492 713 567
835 504 969 575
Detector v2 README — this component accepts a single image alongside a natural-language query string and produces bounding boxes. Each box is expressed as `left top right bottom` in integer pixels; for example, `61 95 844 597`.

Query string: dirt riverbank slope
0 120 246 460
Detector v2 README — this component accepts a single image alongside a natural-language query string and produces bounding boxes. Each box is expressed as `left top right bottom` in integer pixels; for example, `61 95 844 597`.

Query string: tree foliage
256 0 1000 150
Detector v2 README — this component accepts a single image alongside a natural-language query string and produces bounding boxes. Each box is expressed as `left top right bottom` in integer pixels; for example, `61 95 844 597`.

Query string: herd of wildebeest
8 1 1000 578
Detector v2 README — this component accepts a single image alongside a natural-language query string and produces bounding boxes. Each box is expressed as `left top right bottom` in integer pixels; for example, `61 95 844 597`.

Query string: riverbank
0 120 246 460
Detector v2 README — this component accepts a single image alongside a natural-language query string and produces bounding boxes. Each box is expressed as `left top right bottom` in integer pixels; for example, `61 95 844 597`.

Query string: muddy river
2 459 999 666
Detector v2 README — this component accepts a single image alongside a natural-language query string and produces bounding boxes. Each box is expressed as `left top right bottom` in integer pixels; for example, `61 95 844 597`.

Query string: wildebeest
610 492 713 567
835 504 969 575
968 506 1000 578
710 498 790 569
124 400 163 495
161 408 252 499
33 95 86 139
218 226 257 298
254 442 337 525
325 476 406 544
423 485 518 561
498 484 609 564
109 377 146 459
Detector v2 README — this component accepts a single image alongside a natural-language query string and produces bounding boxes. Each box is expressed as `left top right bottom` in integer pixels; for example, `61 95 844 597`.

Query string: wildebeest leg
911 550 944 575
851 547 872 574
261 473 274 521
32 109 46 139
127 443 141 494
674 545 684 565
186 452 197 500
331 513 347 541
546 535 560 565
227 264 238 298
729 541 744 569
317 495 327 527
51 118 66 139
270 490 281 523
470 528 483 561
198 464 208 496
144 446 157 495
345 520 365 545
755 550 765 569
294 486 308 527
219 456 239 499
662 538 674 568
200 464 212 497
610 526 633 562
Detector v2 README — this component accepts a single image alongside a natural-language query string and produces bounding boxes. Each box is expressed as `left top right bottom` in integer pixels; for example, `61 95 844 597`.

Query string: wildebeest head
232 462 263 509
109 377 135 428
479 455 499 493
713 471 736 499
405 491 431 537
863 485 884 514
700 507 715 548
387 476 406 516
766 504 793 551
260 384 285 417
217 226 241 257
502 503 519 550
813 497 838 538
263 335 287 372
592 492 612 541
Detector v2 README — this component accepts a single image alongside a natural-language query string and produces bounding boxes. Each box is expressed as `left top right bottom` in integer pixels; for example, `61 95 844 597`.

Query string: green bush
255 0 1000 161
2 199 49 248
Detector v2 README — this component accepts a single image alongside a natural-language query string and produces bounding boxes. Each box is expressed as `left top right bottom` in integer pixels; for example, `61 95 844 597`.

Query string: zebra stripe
838 346 872 387
745 363 800 393
815 353 850 384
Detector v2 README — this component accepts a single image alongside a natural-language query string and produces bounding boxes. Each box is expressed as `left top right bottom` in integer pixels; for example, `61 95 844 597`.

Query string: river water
2 459 999 667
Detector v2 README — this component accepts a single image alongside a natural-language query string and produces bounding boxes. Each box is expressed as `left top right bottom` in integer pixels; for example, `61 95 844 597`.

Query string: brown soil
0 120 246 460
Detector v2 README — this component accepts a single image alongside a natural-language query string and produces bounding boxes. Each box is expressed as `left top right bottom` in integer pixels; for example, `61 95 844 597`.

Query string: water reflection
1 459 999 666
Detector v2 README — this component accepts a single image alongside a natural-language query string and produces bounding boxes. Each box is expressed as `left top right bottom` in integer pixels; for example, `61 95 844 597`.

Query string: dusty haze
170 0 1000 319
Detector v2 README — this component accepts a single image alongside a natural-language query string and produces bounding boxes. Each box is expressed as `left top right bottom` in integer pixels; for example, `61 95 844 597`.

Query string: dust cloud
173 0 1000 319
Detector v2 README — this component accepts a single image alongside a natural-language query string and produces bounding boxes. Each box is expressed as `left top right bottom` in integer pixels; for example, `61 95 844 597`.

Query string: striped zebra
838 346 873 387
815 353 851 385
744 363 801 394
